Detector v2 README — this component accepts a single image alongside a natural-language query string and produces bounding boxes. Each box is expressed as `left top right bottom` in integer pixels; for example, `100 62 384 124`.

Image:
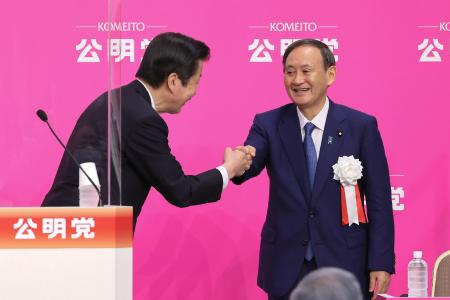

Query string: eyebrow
300 64 313 69
285 64 313 69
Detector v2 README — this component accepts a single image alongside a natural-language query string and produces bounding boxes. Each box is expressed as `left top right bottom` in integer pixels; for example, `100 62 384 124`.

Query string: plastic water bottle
408 250 428 297
78 162 100 207
79 185 100 207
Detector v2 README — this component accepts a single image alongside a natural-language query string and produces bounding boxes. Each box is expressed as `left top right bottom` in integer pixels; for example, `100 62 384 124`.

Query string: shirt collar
136 78 156 111
296 97 329 131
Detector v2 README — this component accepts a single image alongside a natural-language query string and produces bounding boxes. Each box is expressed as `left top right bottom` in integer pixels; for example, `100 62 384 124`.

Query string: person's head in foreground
289 267 363 300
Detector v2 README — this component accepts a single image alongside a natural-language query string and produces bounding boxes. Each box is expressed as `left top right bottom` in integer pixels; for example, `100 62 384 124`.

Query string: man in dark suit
233 39 395 300
42 32 252 227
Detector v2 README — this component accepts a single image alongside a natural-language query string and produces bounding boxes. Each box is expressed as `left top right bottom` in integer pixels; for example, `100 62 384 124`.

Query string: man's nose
293 72 304 84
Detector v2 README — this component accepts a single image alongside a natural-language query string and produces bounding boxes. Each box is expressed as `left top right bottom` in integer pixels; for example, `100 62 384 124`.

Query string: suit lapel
312 100 347 203
278 104 312 201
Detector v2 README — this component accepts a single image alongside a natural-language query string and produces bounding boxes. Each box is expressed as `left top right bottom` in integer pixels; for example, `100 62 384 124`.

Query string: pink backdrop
1 0 449 298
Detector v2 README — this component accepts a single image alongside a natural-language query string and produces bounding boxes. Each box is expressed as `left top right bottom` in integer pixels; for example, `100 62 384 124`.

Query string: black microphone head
36 109 48 122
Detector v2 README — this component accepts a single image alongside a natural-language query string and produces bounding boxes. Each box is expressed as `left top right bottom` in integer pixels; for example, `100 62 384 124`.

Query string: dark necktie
303 122 316 260
304 122 317 190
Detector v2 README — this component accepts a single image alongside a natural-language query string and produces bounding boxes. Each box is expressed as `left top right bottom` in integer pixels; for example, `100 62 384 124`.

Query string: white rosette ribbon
332 155 365 226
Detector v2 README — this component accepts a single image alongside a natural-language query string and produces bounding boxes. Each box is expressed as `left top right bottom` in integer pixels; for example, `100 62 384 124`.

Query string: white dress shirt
136 79 229 189
137 78 156 110
297 98 330 159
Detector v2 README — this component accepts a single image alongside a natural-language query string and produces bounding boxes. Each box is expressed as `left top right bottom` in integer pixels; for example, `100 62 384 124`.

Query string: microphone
36 109 103 206
36 109 48 122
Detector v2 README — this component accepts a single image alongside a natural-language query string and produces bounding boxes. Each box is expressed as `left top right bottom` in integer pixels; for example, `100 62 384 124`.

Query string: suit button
309 210 316 218
302 240 309 246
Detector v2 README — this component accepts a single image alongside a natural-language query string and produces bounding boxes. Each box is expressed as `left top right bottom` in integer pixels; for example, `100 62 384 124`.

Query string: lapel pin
328 136 333 144
337 131 343 137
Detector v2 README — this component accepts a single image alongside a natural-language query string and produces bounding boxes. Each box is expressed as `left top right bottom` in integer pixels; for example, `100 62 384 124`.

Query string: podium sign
0 206 133 300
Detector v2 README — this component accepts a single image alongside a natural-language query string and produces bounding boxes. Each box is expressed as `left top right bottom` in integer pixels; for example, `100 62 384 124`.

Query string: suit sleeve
232 114 269 185
124 115 223 207
361 117 395 274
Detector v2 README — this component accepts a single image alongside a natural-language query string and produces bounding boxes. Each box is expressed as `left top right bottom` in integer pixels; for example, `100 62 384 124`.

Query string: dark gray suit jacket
42 80 223 226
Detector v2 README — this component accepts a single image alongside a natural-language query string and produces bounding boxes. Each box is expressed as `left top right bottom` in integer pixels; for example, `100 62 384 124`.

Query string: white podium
0 206 133 300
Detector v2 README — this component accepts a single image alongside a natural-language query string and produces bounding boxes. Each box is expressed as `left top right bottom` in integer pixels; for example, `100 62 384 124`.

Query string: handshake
223 145 256 179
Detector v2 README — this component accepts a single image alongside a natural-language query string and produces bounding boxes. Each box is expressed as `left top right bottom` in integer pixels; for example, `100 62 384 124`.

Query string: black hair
136 32 210 87
282 39 335 70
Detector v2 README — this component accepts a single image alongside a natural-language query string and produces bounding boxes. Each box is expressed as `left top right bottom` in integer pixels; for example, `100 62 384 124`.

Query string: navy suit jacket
233 100 395 297
42 80 223 227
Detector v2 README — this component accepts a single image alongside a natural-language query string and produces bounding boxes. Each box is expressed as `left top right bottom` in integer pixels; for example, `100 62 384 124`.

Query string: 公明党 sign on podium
0 206 133 300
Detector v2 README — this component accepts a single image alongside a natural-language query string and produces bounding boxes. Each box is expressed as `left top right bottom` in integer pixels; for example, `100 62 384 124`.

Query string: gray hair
289 267 363 300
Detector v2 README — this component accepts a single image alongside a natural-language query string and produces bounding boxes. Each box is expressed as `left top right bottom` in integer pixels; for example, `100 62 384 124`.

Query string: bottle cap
413 251 423 259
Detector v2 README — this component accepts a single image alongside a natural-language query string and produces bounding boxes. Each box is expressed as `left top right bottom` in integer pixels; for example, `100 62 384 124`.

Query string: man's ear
166 72 179 93
326 65 336 86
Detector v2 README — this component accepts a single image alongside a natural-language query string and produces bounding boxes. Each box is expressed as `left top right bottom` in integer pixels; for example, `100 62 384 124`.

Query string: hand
223 147 253 179
235 145 256 176
369 271 391 300
235 145 256 158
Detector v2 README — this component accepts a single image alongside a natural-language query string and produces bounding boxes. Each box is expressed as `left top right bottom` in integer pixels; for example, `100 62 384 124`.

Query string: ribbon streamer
340 185 367 226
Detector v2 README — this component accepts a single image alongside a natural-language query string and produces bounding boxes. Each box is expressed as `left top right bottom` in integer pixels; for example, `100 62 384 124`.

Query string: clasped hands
223 145 256 179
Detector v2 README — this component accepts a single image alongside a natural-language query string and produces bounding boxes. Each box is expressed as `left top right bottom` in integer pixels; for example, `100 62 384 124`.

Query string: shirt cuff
216 165 229 190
